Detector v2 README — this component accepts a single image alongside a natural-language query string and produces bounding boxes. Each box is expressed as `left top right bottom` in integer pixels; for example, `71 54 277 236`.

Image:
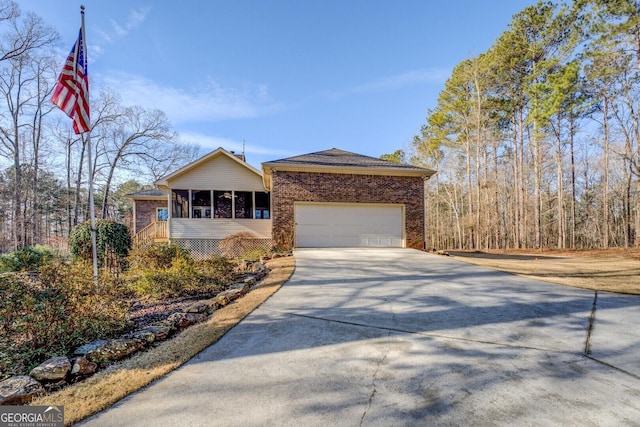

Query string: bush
240 248 270 262
0 245 55 273
127 243 190 271
0 262 130 378
219 232 262 258
126 245 235 299
69 220 131 272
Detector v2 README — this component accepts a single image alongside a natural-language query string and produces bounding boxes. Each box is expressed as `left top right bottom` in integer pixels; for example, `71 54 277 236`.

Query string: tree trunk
73 139 87 227
602 99 610 248
556 121 564 249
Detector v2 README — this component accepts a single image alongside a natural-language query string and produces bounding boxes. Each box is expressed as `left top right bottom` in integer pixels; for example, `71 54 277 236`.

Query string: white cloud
99 72 281 123
178 132 294 157
324 68 449 100
98 6 151 43
127 7 151 28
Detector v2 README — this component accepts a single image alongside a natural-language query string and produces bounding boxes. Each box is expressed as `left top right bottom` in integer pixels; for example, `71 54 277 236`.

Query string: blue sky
22 0 535 170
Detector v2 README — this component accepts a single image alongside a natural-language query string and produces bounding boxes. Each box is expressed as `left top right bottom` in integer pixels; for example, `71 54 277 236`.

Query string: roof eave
261 162 436 190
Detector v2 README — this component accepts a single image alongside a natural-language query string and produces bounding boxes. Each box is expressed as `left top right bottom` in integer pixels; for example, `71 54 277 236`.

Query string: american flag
52 26 90 134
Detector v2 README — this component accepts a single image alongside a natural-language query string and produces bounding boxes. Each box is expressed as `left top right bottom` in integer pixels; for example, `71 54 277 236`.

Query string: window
214 190 232 218
171 190 189 218
235 191 253 219
192 190 211 219
156 208 168 221
255 192 270 219
171 190 269 220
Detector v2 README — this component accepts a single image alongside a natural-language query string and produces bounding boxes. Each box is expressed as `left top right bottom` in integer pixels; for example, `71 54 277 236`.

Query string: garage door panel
295 204 403 248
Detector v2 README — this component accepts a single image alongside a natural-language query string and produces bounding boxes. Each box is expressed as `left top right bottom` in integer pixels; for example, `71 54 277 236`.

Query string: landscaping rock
166 312 207 328
139 325 173 341
186 301 215 314
122 329 157 344
69 356 97 377
74 340 109 356
235 260 251 273
243 276 257 287
271 251 291 258
229 281 251 294
150 320 178 335
216 288 244 307
29 356 71 382
0 375 44 405
249 262 268 274
81 339 145 365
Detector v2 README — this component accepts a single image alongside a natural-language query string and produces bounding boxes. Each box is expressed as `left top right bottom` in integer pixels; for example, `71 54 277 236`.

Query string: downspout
422 175 431 251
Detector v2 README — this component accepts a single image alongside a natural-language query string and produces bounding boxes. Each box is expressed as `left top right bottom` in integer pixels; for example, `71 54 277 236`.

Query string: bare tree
97 105 175 219
0 3 57 248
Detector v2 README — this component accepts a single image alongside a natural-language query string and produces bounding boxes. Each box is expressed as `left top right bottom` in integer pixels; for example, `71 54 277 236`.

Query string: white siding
295 203 404 248
170 218 271 239
169 155 265 191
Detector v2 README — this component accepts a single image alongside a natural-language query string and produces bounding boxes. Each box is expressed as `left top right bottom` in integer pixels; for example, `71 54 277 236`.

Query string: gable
167 153 265 191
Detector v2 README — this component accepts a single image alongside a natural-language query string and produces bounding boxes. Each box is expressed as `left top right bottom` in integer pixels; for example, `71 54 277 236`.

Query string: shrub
0 262 130 378
219 232 261 258
195 256 236 285
0 246 55 273
127 243 190 271
126 245 235 299
239 249 270 262
69 220 131 272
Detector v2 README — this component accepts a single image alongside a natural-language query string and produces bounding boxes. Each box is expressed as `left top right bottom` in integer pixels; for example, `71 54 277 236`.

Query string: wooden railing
132 221 168 248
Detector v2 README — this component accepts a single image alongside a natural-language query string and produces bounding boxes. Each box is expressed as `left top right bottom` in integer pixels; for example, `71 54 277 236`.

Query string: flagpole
80 5 98 286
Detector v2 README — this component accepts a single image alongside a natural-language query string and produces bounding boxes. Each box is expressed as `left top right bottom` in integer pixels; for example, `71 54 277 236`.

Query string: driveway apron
81 248 640 426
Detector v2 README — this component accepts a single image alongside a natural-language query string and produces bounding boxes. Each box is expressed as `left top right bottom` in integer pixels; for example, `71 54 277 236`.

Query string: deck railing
132 221 168 248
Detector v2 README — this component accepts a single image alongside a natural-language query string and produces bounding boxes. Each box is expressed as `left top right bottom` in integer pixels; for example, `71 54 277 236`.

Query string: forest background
1 0 639 252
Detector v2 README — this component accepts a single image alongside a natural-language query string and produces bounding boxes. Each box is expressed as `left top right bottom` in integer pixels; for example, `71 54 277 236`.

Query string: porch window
255 192 270 219
214 190 232 218
171 190 189 218
235 191 253 219
192 190 212 219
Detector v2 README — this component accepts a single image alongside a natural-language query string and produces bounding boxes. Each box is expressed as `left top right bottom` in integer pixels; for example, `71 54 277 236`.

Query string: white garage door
295 203 404 248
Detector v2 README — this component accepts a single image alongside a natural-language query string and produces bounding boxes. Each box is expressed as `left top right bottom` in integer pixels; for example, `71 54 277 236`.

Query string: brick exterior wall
134 200 166 234
271 171 425 250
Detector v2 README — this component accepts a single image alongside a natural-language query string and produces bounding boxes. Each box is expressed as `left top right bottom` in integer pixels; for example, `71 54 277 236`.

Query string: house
263 148 435 250
128 147 435 255
128 147 272 256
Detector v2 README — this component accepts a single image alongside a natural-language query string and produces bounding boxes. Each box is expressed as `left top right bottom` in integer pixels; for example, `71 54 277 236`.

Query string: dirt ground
447 248 640 295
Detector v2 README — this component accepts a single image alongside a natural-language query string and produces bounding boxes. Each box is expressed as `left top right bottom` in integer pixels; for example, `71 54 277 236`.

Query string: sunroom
130 148 272 257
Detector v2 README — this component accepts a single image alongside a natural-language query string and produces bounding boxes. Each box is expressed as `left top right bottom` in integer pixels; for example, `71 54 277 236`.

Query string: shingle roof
266 148 431 171
125 188 166 199
261 148 436 190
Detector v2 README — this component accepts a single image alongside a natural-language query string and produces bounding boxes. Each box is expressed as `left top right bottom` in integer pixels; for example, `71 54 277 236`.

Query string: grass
30 256 295 426
447 248 640 295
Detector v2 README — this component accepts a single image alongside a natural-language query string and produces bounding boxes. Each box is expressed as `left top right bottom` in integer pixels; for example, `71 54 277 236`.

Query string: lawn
447 248 640 295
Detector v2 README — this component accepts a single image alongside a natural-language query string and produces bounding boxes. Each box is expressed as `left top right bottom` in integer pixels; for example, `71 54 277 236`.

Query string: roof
154 147 261 190
262 148 436 190
125 188 166 200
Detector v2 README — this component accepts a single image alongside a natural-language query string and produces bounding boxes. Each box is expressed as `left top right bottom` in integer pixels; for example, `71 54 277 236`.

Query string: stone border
0 257 285 406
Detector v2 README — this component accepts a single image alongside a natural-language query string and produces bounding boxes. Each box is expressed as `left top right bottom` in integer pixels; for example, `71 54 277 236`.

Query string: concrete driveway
81 248 640 426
